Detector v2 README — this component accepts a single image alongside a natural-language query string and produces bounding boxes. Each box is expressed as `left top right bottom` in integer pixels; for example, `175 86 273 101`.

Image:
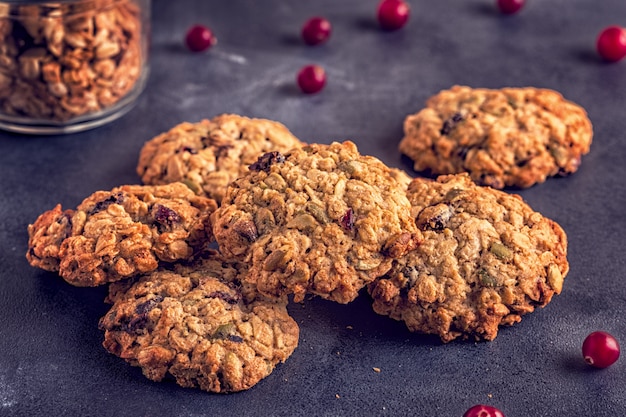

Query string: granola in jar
0 0 149 134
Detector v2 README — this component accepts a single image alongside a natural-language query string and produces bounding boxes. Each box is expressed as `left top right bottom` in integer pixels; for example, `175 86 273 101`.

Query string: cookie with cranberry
212 141 422 304
369 174 569 342
26 183 217 286
99 255 299 393
137 114 305 204
399 85 593 189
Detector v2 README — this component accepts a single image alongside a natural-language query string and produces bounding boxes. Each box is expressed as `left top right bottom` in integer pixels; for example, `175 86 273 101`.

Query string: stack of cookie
26 86 591 393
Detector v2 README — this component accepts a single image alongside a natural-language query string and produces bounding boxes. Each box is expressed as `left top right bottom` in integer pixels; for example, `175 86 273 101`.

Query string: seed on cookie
369 174 569 342
136 114 305 204
399 85 593 189
26 183 217 287
212 141 422 304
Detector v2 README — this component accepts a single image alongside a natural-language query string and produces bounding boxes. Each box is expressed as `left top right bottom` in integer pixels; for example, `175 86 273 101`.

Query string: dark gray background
2 0 626 416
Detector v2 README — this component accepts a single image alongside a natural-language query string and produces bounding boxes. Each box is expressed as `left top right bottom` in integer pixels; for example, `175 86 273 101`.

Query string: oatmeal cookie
212 141 422 304
136 114 305 204
399 85 593 189
98 256 299 393
26 183 217 286
369 174 569 342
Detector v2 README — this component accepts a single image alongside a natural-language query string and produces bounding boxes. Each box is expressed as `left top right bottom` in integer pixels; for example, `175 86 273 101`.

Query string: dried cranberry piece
440 112 464 135
232 219 258 242
427 215 447 230
178 146 198 154
479 173 504 189
249 151 285 172
154 205 181 226
125 316 148 333
228 335 244 343
123 296 163 333
89 192 125 215
135 296 163 315
340 208 355 231
53 211 74 242
216 144 233 158
457 146 470 161
416 205 454 231
207 290 240 305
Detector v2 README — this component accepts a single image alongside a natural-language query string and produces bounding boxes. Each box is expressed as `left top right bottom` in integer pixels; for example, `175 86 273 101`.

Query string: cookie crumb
373 367 381 373
335 394 340 399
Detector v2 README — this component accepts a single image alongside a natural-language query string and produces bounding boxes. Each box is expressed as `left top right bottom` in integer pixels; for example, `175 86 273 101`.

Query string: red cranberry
596 26 626 62
302 17 332 46
496 0 525 14
463 405 505 417
377 0 410 31
185 24 217 52
297 65 326 94
582 331 621 368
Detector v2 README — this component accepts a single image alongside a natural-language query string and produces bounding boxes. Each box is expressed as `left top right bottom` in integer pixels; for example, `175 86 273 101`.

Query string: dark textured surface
2 0 626 416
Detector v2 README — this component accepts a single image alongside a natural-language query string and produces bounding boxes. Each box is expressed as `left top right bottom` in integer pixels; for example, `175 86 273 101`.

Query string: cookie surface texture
137 114 305 204
369 174 569 342
99 256 299 393
212 141 422 304
399 85 593 188
26 183 217 286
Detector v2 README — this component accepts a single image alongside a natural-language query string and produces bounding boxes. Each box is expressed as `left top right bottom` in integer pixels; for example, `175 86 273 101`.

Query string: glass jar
0 0 150 134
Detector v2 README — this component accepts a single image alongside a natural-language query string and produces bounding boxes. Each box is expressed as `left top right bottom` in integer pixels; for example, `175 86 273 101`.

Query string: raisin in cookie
26 183 217 286
399 85 593 189
137 114 305 204
99 255 299 393
369 174 569 342
212 141 422 304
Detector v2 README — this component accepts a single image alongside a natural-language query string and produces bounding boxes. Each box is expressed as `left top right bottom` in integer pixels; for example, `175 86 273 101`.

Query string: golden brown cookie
212 141 422 304
136 114 306 204
99 254 299 393
399 85 593 188
26 183 217 286
369 174 569 342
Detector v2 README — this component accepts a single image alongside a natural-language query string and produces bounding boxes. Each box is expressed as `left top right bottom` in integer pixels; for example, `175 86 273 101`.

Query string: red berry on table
596 26 626 62
582 331 621 368
377 0 410 31
297 65 326 94
185 24 217 52
496 0 525 14
302 17 332 46
463 405 505 417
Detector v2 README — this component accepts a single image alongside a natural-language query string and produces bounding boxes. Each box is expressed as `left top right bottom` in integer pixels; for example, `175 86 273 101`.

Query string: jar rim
0 0 132 18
